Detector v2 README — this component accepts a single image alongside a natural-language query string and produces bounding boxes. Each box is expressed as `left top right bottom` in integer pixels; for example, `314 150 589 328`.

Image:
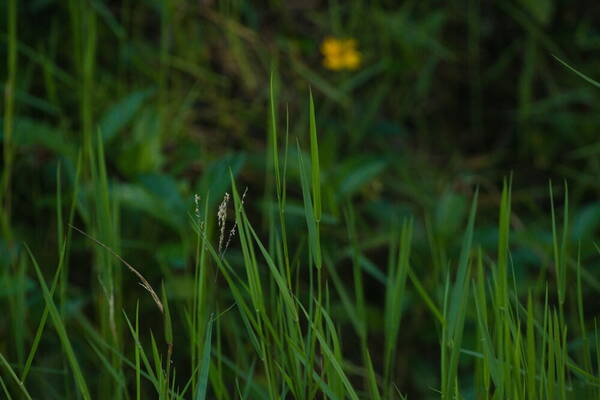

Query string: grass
1 88 600 398
3 1 600 399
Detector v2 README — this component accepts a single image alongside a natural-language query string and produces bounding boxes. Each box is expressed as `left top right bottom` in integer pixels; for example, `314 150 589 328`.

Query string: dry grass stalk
70 225 164 313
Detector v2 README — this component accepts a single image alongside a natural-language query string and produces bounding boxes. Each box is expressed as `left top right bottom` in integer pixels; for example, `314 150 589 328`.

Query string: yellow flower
320 37 361 71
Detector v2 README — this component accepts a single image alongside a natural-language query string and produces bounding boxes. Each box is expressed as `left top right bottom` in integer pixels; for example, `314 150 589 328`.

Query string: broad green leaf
100 89 154 142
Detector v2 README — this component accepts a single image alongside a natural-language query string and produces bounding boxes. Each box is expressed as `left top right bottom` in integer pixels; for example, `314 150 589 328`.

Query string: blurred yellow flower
320 37 361 71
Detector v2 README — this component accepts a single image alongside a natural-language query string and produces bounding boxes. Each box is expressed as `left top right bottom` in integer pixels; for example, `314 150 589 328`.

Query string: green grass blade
297 301 360 400
297 143 322 269
0 375 13 400
384 219 413 390
195 315 214 400
1 0 17 239
443 189 478 398
270 70 280 196
21 240 68 382
0 352 32 400
24 244 91 400
526 293 537 399
553 55 600 89
308 89 321 223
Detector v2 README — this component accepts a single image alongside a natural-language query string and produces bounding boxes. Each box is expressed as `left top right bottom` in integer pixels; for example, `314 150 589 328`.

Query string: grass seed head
218 192 230 254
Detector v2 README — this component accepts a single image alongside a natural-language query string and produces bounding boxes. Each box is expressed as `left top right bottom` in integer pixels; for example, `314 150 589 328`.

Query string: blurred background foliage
3 0 600 263
2 0 600 397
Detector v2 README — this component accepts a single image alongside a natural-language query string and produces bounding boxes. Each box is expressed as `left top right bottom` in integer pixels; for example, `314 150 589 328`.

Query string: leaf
309 90 321 222
196 153 246 205
0 116 76 157
553 55 600 89
24 245 91 400
115 109 163 175
572 204 600 241
194 316 213 400
435 190 467 239
113 183 184 230
138 173 186 216
100 89 154 142
338 158 387 197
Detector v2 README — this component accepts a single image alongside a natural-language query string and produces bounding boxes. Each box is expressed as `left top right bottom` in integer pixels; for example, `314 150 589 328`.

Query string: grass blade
194 315 214 400
24 244 91 400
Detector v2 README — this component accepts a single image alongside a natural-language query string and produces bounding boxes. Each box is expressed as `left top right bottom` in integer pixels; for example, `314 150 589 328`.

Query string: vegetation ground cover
1 1 600 399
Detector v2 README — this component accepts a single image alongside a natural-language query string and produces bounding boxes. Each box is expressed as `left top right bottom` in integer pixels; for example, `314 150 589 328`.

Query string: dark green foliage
2 1 600 399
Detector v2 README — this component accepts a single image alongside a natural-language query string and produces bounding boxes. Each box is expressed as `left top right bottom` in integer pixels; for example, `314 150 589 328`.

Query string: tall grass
5 0 600 398
1 85 600 399
1 0 16 242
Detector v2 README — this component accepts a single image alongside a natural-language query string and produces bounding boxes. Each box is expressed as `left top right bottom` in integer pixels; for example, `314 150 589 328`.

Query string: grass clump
4 1 600 398
1 88 600 400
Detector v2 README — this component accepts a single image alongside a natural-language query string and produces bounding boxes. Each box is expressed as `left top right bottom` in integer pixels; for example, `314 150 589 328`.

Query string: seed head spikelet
217 192 230 254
